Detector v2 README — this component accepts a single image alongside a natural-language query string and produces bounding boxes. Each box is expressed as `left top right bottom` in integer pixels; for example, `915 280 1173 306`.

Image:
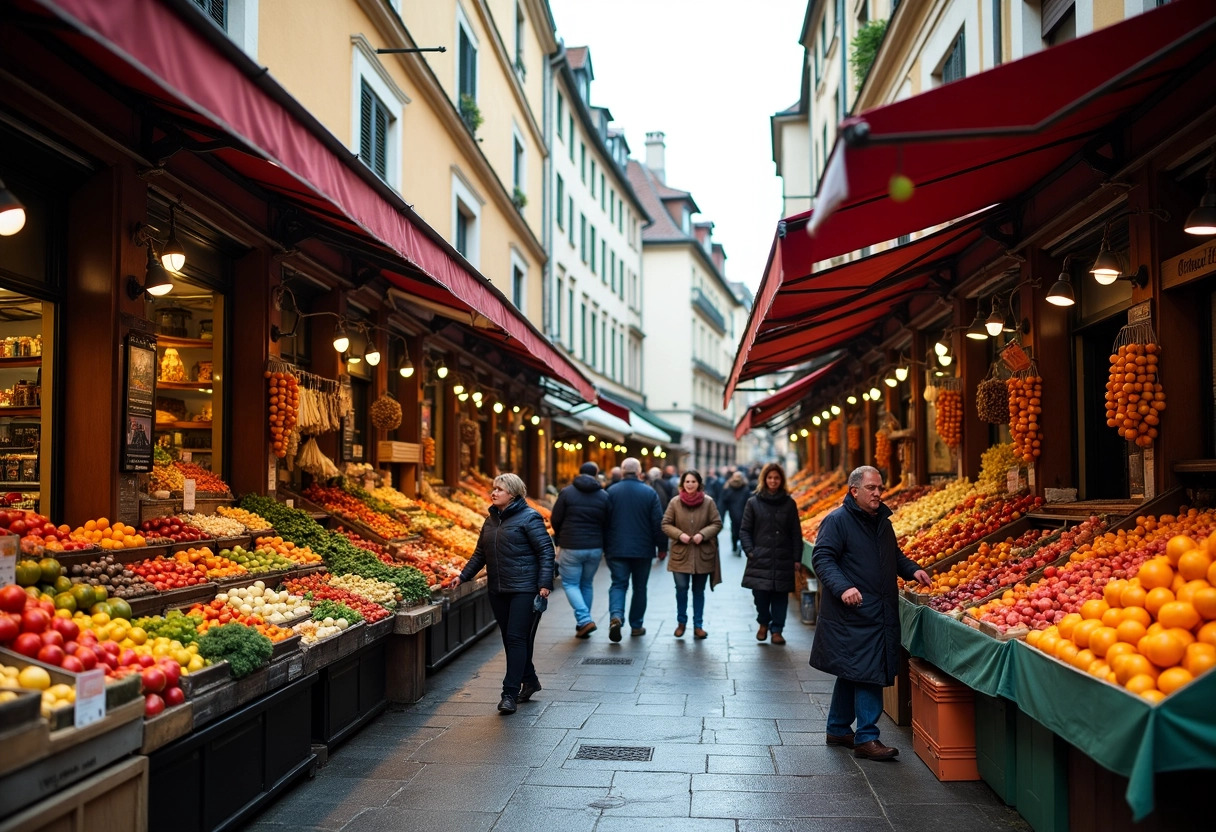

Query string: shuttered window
941 32 965 84
1042 0 1075 40
458 25 477 100
191 0 226 28
359 81 389 180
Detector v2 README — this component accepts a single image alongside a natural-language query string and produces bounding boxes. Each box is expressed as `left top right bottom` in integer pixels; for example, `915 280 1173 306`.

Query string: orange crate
914 723 981 781
909 658 976 750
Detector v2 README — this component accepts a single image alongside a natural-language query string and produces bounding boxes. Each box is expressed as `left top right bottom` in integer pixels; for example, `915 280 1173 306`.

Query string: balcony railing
693 359 725 383
690 288 726 334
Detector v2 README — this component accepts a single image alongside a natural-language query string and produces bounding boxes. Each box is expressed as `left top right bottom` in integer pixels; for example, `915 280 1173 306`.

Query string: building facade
630 134 745 473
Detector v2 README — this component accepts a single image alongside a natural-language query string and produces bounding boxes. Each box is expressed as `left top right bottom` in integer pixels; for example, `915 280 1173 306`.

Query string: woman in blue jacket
453 473 555 714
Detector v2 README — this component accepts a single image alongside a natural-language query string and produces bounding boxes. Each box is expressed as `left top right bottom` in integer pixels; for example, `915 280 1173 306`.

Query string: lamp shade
1045 274 1076 306
869 386 882 400
1090 248 1122 284
830 404 842 415
895 366 908 382
884 375 898 387
812 415 821 426
966 311 989 340
934 339 949 356
0 179 27 236
938 353 953 366
985 306 1004 336
1183 189 1216 235
398 355 414 378
332 321 350 353
436 365 449 379
365 346 381 366
144 245 173 297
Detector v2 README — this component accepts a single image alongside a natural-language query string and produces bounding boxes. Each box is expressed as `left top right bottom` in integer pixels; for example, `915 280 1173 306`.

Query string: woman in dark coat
717 471 750 556
453 473 554 715
810 466 929 759
740 463 802 645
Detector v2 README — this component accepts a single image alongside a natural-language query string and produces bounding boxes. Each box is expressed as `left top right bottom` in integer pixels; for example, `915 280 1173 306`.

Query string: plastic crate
913 722 981 781
909 658 976 750
975 692 1018 805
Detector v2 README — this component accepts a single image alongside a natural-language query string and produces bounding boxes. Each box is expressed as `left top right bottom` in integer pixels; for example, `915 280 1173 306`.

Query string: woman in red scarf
661 470 723 638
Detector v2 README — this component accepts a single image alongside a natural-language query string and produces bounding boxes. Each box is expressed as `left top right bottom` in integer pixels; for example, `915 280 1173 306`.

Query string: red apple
0 584 26 613
37 644 65 666
21 608 49 634
137 653 155 668
50 617 79 642
40 629 64 648
163 685 185 707
0 615 18 643
60 655 84 673
158 660 181 687
13 632 43 657
144 693 165 717
76 647 97 670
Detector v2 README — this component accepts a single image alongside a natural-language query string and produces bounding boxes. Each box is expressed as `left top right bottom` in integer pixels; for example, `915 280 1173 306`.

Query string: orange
1102 608 1124 628
1144 587 1175 618
1125 674 1158 695
1167 627 1195 647
1156 667 1194 695
1158 601 1200 631
1038 633 1060 655
1104 579 1128 608
1073 619 1102 649
1107 671 1119 684
1176 580 1209 604
1058 613 1083 640
1142 632 1186 668
1206 530 1216 559
1208 559 1216 586
1140 689 1166 704
1106 641 1136 662
1172 573 1188 594
1202 622 1216 647
1025 629 1043 647
1121 582 1148 609
1088 660 1110 678
1080 599 1110 620
1137 558 1175 590
1121 606 1151 628
1089 626 1119 657
1166 535 1195 564
1192 587 1216 621
1071 648 1096 671
1055 641 1079 664
1114 653 1155 685
1183 642 1216 677
1178 549 1213 582
1116 619 1148 644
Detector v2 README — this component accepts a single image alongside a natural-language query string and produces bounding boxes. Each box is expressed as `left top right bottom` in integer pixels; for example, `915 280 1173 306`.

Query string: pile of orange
828 418 842 447
935 389 963 448
254 536 323 565
72 518 147 550
1026 531 1216 703
875 430 891 470
172 546 249 579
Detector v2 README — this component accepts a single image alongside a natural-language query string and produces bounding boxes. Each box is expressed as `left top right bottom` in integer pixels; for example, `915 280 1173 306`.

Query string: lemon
128 627 148 646
18 665 52 691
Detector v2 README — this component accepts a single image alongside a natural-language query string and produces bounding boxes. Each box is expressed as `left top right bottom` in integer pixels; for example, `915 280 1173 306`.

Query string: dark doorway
1080 315 1128 499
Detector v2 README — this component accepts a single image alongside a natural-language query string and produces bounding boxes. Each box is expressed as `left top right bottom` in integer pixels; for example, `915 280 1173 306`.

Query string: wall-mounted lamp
126 240 174 299
790 433 798 442
493 401 504 413
1045 256 1076 307
846 395 858 405
332 320 350 353
869 386 882 400
934 337 950 357
436 364 449 379
830 404 842 415
457 392 469 402
965 308 989 340
530 414 540 425
894 365 909 382
862 392 871 401
984 297 1005 337
884 374 898 388
0 177 26 236
1184 160 1216 235
347 341 362 365
160 204 186 272
799 428 810 437
471 391 483 402
812 415 822 426
452 382 465 395
398 347 414 378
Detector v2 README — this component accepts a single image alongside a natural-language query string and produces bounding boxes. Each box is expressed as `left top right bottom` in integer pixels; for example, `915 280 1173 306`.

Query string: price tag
1007 467 1020 493
74 668 106 728
286 499 294 509
182 479 196 512
181 451 192 463
0 533 17 586
1027 467 1036 491
364 477 375 493
268 455 277 492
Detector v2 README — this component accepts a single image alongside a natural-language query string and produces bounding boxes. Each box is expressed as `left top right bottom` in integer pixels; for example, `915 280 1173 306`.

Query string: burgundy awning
734 357 844 440
726 0 1216 402
727 210 994 401
24 0 596 402
596 397 632 424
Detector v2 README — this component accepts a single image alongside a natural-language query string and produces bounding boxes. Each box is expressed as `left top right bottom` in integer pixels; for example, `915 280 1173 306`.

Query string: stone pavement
245 528 1030 832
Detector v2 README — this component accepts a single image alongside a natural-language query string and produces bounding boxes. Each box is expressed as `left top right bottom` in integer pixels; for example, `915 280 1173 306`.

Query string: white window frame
456 2 479 101
451 168 484 268
509 247 529 310
511 121 527 197
351 35 409 192
225 0 259 57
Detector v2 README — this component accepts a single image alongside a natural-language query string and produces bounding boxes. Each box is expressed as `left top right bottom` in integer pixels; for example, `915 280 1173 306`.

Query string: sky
546 0 808 292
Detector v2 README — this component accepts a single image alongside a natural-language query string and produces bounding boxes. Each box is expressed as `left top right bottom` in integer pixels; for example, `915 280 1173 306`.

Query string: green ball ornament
889 174 915 203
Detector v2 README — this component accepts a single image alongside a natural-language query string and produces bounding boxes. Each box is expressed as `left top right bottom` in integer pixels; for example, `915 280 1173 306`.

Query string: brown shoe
756 625 768 641
674 623 686 637
770 632 786 645
825 732 855 747
853 740 899 760
575 622 597 638
694 628 708 639
631 627 646 637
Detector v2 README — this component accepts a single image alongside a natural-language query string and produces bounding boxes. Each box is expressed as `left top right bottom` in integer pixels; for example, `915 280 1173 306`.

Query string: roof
626 160 689 243
566 46 591 75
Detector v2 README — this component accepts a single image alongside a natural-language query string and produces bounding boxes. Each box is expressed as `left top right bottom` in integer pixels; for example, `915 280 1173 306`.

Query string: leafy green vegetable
198 623 273 678
310 599 363 624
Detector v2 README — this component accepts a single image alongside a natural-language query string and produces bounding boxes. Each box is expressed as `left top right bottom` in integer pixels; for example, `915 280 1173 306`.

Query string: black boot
497 694 517 714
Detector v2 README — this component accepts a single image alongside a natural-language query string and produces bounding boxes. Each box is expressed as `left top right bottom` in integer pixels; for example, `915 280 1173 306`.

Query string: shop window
0 291 51 514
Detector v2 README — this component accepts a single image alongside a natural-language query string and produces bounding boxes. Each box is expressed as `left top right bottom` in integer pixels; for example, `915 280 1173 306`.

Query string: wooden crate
0 755 148 832
140 703 193 754
377 441 422 463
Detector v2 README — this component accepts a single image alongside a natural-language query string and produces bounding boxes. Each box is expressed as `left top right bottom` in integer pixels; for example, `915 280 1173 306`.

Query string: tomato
158 659 181 687
140 666 166 693
163 685 185 707
37 643 65 666
144 693 165 717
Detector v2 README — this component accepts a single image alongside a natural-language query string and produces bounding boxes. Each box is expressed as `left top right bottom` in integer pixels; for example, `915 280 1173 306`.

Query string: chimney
645 131 666 183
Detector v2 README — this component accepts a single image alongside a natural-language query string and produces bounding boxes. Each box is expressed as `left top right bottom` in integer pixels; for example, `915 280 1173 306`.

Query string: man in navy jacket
551 462 610 638
605 457 667 642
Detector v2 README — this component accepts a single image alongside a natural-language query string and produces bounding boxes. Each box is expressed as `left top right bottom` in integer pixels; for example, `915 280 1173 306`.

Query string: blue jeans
826 678 885 744
752 589 789 633
558 548 601 627
672 572 708 629
607 557 651 629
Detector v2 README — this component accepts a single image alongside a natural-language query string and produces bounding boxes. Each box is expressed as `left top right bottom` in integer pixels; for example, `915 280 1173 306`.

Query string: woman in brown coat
662 470 723 639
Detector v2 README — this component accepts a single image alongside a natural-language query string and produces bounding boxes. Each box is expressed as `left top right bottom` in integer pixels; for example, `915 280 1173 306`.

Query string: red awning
596 397 632 424
734 358 844 440
727 0 1215 402
24 0 596 402
727 210 995 400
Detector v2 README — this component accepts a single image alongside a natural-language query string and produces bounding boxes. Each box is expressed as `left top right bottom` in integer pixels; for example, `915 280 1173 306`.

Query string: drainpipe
543 43 564 342
838 0 848 120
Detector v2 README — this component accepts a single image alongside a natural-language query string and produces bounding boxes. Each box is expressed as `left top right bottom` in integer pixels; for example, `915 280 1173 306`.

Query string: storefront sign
0 533 17 586
1161 240 1216 290
74 669 106 729
121 332 157 472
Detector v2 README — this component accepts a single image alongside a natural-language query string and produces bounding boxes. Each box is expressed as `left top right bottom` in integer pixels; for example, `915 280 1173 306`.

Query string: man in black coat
605 458 667 642
551 461 610 638
705 467 724 504
811 466 930 760
717 471 751 556
648 466 673 505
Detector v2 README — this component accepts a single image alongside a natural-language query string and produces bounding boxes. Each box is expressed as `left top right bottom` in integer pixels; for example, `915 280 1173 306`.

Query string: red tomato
144 693 165 717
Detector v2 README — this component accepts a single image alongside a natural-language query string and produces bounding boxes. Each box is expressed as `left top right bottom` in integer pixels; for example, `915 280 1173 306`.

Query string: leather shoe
497 695 517 714
770 632 786 645
853 740 899 760
517 680 541 702
575 622 597 638
609 618 622 643
674 623 686 637
756 625 768 641
694 628 708 639
825 732 855 747
631 627 646 637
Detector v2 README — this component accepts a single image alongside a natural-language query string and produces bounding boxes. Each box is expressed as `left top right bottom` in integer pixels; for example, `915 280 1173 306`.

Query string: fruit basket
0 648 142 730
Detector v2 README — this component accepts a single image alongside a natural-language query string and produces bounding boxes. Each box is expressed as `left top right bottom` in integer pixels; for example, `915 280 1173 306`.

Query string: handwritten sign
0 533 17 586
74 669 106 728
1007 467 1020 494
182 479 196 512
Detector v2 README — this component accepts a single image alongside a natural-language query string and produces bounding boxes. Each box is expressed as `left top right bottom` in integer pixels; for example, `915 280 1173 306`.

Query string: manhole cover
574 745 654 761
581 657 634 665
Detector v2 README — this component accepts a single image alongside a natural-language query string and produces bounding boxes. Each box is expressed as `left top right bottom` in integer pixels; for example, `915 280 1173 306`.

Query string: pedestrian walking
740 463 802 646
608 466 623 487
452 473 554 715
664 463 680 493
662 470 723 639
648 465 673 505
811 465 931 759
605 458 667 642
705 467 724 504
718 470 750 556
550 462 610 639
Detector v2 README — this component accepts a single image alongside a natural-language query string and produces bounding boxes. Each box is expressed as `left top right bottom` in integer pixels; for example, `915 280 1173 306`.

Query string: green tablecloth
899 598 1216 820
